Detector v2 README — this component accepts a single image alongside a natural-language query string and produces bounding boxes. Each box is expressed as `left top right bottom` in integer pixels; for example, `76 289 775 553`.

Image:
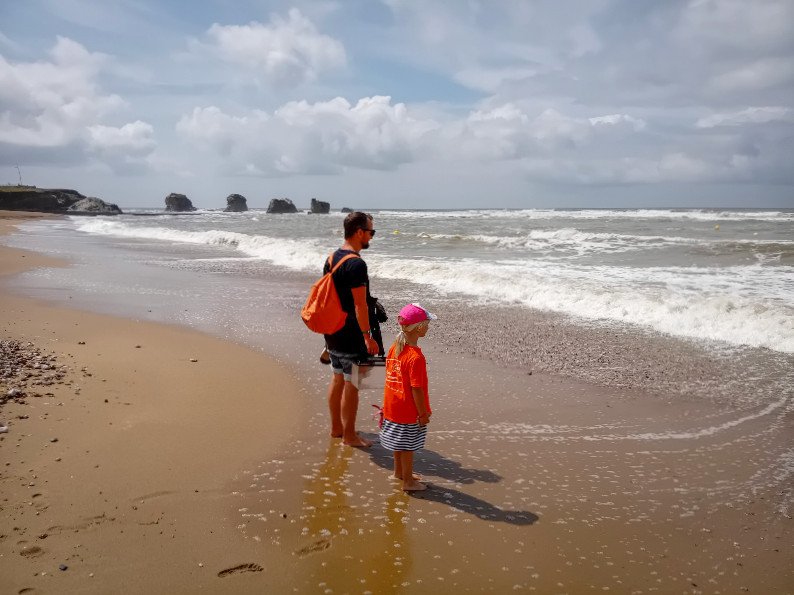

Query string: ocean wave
73 218 794 353
402 228 793 258
366 256 794 354
419 228 698 253
72 218 328 272
376 208 794 222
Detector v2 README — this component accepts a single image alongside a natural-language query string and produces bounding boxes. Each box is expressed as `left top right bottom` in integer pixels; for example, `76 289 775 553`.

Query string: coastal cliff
0 186 122 215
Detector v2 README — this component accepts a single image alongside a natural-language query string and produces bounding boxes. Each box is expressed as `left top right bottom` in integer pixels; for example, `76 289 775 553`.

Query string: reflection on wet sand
296 439 412 592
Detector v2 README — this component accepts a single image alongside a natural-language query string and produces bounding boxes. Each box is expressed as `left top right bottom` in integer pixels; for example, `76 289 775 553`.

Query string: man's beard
361 242 370 250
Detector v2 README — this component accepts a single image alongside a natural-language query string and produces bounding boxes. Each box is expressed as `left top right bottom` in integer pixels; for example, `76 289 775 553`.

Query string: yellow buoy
394 230 399 234
714 225 720 230
754 232 758 236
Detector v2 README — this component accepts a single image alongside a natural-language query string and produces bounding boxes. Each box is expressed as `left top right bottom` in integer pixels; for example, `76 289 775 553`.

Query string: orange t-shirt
382 344 431 424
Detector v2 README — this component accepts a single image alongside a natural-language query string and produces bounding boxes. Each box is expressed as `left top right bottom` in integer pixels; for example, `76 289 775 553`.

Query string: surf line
443 395 790 443
579 395 790 442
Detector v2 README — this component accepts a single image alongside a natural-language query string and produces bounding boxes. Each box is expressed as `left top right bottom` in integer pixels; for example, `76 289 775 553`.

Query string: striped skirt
380 418 427 452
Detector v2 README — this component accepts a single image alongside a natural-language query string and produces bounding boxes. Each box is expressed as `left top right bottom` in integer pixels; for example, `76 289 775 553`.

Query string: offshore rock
266 198 299 214
0 187 123 214
164 193 196 212
309 198 330 214
67 197 122 214
224 194 248 212
341 207 353 213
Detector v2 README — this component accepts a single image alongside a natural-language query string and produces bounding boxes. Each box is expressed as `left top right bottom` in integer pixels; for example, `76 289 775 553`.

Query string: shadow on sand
362 434 539 527
407 485 539 525
364 434 501 483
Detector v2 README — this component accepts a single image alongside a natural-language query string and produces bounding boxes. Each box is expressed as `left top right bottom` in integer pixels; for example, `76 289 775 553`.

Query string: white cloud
378 0 606 97
177 98 660 177
0 37 123 147
468 103 528 123
457 105 651 162
88 121 156 153
177 96 438 175
0 36 157 172
520 151 759 185
678 0 794 52
707 57 794 93
176 106 270 152
589 114 647 132
696 106 794 128
198 9 346 88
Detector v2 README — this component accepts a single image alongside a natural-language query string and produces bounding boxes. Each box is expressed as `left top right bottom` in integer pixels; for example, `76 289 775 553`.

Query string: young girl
380 303 436 491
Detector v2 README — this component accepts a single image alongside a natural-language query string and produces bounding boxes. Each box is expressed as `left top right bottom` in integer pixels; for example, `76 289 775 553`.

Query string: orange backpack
301 253 360 334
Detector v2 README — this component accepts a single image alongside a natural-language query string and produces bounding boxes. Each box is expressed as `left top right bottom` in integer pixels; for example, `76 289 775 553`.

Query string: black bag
367 296 388 356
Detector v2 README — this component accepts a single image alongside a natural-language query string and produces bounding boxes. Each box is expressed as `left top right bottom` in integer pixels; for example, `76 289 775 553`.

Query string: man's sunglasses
361 229 376 236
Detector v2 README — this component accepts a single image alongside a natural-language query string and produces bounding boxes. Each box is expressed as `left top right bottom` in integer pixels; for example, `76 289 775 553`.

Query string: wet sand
1 210 792 594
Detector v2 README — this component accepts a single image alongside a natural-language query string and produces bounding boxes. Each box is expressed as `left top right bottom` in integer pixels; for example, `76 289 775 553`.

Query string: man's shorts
328 350 362 382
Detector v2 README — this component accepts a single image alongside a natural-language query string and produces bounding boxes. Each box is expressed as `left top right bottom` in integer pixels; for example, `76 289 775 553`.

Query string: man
324 211 379 447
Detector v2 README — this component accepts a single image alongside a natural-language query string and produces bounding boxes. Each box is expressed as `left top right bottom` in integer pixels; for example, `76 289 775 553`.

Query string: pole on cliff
15 165 22 185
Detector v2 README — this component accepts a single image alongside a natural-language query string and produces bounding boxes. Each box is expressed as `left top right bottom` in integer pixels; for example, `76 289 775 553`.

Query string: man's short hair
343 211 372 239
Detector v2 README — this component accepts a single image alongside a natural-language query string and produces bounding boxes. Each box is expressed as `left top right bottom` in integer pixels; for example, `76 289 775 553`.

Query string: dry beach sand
0 212 304 593
1 210 792 594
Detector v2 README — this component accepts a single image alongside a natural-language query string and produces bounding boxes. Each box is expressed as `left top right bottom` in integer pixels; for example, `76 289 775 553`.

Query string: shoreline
1 211 792 593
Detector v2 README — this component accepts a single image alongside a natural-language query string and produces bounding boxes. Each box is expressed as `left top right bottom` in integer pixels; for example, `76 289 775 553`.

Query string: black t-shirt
323 249 369 355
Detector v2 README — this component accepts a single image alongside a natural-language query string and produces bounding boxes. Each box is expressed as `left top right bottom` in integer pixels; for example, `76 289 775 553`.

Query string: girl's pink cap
398 303 437 326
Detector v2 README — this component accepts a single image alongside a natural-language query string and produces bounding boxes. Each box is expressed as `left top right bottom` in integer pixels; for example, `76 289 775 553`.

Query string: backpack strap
328 252 360 274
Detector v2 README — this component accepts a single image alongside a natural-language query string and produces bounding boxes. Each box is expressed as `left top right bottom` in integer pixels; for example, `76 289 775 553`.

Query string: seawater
33 207 794 355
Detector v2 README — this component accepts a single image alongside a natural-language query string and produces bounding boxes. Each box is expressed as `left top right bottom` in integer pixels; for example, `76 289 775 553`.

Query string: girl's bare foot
343 434 373 447
391 472 422 481
402 480 427 491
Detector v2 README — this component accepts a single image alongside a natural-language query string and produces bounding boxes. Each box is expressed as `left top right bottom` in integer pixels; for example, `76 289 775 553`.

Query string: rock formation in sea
224 194 248 212
0 187 122 214
164 193 196 212
266 198 299 214
309 198 330 214
66 197 122 214
341 207 353 213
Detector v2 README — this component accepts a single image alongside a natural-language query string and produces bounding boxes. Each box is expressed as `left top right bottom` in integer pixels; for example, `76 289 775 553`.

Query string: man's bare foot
392 473 422 481
402 480 427 491
343 434 373 448
330 432 343 438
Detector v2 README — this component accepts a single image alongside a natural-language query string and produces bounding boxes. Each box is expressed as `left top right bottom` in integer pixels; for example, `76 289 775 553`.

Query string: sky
1 0 793 210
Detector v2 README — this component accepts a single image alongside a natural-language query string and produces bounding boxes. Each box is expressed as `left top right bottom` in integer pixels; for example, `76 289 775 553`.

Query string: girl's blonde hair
393 319 429 357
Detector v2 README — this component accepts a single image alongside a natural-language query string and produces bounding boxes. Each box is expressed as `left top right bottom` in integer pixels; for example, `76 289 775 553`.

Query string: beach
1 210 792 594
0 212 306 593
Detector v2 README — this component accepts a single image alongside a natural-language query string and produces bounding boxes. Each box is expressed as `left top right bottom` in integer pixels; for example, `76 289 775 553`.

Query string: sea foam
73 217 794 354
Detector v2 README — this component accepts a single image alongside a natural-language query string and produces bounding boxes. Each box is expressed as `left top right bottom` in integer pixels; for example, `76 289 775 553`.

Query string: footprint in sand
46 514 109 534
294 538 331 557
217 563 264 578
19 545 44 558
